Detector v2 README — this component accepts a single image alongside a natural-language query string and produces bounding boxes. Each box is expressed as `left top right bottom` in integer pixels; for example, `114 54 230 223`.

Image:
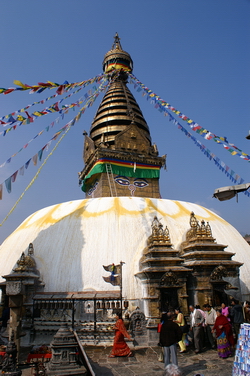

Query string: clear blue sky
0 0 249 244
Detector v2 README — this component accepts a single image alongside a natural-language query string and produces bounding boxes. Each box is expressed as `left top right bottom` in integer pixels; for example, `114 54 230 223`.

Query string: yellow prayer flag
17 115 26 121
13 80 28 89
47 81 57 86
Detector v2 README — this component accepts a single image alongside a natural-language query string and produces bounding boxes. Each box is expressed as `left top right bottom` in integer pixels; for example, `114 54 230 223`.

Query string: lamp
213 183 250 201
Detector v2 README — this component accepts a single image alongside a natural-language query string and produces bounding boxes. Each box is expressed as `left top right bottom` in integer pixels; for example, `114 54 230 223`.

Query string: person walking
174 307 187 353
203 304 217 349
160 311 183 368
212 308 234 358
109 312 132 357
189 305 204 353
230 299 244 339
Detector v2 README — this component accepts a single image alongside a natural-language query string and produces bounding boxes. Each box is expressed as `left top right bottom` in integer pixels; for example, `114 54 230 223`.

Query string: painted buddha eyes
87 176 149 196
133 179 148 188
114 176 148 189
114 176 130 186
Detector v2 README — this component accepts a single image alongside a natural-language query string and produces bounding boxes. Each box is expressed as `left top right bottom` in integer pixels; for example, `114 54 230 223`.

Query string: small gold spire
112 32 122 50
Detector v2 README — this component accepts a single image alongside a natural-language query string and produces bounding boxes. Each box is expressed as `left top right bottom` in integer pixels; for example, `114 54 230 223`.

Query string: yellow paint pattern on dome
170 201 228 225
0 197 249 299
16 198 228 235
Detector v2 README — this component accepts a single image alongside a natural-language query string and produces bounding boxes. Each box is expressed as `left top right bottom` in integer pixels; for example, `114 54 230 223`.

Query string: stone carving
160 271 179 287
1 336 21 375
210 265 228 281
130 308 146 336
6 281 22 295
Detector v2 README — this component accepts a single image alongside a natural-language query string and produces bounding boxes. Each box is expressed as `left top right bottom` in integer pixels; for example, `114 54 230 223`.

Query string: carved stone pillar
1 243 44 350
6 282 23 357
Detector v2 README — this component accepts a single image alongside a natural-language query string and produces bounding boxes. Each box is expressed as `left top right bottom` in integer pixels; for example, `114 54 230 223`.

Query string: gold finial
112 32 122 50
103 33 133 74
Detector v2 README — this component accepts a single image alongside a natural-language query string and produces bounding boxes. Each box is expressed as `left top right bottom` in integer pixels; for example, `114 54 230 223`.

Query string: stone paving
84 346 234 376
17 345 234 375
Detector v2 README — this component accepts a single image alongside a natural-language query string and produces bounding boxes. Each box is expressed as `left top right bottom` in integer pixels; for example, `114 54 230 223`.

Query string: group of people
188 301 246 358
107 299 249 375
189 304 235 358
158 299 248 371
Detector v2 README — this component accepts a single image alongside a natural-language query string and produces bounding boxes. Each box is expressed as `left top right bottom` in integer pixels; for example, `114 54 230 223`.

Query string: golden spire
103 33 133 74
89 34 149 148
112 32 122 50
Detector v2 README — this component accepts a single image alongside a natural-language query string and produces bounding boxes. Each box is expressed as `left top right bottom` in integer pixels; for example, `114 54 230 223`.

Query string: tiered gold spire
79 34 166 198
89 80 151 148
90 33 150 148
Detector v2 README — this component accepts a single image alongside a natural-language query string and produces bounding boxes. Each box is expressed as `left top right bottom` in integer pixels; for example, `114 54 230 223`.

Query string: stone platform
18 345 234 376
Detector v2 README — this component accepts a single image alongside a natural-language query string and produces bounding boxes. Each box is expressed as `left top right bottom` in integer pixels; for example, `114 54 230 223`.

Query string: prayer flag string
128 77 249 198
0 96 84 168
0 76 108 167
128 72 250 163
0 86 103 167
0 79 93 125
0 96 83 138
0 76 109 201
0 74 104 96
0 126 72 226
176 122 250 198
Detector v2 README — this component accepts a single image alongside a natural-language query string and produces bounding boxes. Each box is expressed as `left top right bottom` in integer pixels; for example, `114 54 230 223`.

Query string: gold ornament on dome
147 216 171 246
13 243 36 273
185 212 216 243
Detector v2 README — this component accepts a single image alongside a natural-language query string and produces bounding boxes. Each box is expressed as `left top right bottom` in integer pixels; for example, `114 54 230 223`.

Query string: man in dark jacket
231 299 244 339
160 311 183 368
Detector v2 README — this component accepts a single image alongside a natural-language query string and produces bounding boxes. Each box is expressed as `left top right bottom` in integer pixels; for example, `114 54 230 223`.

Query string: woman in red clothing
109 312 133 357
212 309 234 358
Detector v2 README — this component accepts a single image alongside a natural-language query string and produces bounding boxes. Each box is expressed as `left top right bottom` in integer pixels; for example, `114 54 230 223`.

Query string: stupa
0 34 249 346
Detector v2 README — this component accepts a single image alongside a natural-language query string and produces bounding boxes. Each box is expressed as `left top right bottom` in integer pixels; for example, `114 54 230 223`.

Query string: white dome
0 197 249 300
